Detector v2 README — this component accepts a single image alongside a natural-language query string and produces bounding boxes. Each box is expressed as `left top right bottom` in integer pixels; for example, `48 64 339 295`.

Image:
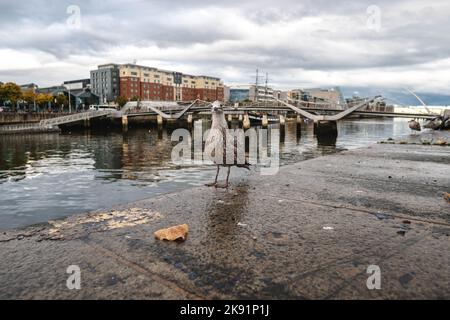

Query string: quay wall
0 112 75 125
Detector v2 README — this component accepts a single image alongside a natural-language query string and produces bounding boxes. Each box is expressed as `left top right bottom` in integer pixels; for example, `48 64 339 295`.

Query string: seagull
408 120 421 135
204 101 249 188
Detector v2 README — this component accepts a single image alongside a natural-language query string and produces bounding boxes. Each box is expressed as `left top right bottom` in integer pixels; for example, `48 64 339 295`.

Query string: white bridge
0 97 442 134
0 110 118 133
39 110 117 126
123 97 440 121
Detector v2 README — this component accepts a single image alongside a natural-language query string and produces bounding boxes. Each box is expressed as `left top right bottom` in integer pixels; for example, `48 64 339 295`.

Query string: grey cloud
0 0 449 91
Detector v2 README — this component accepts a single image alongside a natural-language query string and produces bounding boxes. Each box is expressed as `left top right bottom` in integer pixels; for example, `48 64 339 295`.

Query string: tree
0 82 22 110
130 95 140 101
55 94 68 111
0 84 5 106
116 95 128 108
22 90 37 108
36 93 53 108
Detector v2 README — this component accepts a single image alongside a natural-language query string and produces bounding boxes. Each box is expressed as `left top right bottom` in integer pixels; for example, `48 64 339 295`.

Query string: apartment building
91 63 224 103
90 64 120 103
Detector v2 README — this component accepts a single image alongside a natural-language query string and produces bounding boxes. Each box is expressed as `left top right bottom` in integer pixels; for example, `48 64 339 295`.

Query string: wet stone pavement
0 142 449 299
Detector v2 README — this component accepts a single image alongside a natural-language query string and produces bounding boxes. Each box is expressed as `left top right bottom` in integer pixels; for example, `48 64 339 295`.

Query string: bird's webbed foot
205 182 217 187
215 182 229 189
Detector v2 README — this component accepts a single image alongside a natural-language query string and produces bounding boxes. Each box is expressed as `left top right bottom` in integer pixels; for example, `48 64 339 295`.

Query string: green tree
116 95 128 108
130 95 140 101
0 82 22 110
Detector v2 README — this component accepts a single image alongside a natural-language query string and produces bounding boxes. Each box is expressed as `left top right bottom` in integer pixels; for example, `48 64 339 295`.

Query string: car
89 104 117 111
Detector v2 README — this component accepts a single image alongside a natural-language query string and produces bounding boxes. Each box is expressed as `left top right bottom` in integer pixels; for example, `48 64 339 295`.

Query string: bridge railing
39 110 114 126
0 123 40 132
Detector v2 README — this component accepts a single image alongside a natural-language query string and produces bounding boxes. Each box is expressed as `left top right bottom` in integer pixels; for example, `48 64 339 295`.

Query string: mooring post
157 114 163 126
121 115 128 132
279 114 285 126
243 113 251 129
262 114 268 128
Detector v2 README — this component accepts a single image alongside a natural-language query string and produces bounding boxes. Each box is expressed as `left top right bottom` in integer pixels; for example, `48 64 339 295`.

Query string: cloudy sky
0 0 449 94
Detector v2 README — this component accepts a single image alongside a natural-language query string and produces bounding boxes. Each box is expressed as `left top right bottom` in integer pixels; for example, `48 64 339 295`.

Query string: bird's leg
205 165 220 187
225 166 231 187
216 166 231 189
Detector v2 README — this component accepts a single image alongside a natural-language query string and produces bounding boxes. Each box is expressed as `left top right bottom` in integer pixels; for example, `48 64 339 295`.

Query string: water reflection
204 183 249 247
0 118 411 229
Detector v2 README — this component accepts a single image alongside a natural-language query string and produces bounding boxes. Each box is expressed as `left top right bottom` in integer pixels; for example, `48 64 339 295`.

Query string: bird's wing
204 128 225 163
205 128 224 148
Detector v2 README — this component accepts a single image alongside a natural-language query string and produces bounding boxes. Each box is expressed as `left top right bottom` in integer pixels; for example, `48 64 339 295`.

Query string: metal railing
0 110 115 132
39 110 114 126
0 123 56 132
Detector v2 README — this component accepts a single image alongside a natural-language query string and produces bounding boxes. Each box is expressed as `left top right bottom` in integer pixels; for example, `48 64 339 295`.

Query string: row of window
98 76 220 90
142 90 161 94
92 72 118 77
94 83 117 89
123 71 163 79
92 78 117 83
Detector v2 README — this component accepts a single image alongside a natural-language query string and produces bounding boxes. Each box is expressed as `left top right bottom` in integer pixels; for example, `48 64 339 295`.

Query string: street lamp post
68 86 72 113
33 86 36 112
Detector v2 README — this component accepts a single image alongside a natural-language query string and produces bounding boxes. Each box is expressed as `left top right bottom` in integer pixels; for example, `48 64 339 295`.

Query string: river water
0 118 412 230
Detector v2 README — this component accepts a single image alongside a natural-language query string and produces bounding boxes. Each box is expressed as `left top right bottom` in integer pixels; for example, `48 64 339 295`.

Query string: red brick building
115 64 224 102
